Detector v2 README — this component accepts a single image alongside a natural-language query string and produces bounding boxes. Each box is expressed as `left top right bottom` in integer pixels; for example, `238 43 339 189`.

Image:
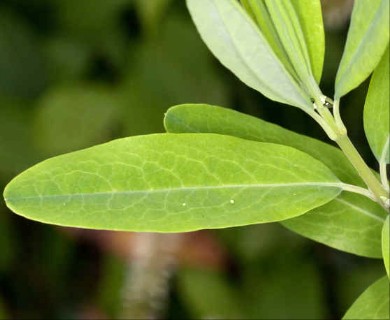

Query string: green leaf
3 134 341 232
343 276 389 320
164 104 387 257
264 0 319 95
335 0 389 99
283 192 386 258
186 0 311 109
363 47 389 163
178 268 244 318
290 0 324 84
383 216 390 278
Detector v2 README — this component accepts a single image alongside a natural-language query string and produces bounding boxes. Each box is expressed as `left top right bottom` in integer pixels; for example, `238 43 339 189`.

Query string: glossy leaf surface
165 104 387 256
186 0 311 109
383 215 390 278
4 134 341 232
343 276 389 319
335 0 389 98
363 47 389 163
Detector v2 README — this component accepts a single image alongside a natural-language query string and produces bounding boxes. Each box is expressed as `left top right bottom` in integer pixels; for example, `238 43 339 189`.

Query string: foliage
1 0 389 318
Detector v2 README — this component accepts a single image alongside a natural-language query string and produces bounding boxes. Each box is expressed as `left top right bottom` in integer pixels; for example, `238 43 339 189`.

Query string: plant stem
340 183 376 202
336 134 388 206
379 137 390 192
313 96 388 209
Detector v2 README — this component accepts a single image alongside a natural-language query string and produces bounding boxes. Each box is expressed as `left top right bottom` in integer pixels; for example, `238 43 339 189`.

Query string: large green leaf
3 134 341 232
383 215 390 278
186 0 311 109
164 104 387 257
363 47 389 163
335 0 389 99
343 276 389 319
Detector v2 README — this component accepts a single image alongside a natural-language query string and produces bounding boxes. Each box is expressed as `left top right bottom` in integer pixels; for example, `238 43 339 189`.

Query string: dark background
0 0 384 319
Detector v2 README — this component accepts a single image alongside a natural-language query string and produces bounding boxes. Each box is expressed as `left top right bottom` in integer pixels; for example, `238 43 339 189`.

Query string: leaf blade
343 276 389 320
290 0 324 83
363 47 389 163
335 0 389 98
283 192 386 258
186 0 311 109
383 215 390 278
3 134 341 232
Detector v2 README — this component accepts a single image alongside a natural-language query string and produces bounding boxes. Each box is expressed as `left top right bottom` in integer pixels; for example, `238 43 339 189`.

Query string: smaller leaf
264 0 319 96
290 0 324 84
186 0 311 109
363 47 389 163
335 0 389 98
283 192 387 258
383 216 390 278
343 276 389 319
240 0 298 79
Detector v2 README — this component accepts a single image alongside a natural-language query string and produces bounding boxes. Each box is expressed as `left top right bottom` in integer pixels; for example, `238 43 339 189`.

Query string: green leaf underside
290 0 324 84
343 276 389 319
382 216 390 278
186 0 311 109
363 47 390 163
4 134 341 232
335 0 389 98
240 0 298 80
283 192 386 258
264 0 316 95
165 105 387 257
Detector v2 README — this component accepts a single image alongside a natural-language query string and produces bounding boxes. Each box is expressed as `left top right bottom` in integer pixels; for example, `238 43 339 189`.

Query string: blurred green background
0 0 384 319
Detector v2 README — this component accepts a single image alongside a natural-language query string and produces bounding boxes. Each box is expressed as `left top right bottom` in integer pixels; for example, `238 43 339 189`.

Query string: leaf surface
264 0 318 95
4 134 341 232
363 47 389 163
335 0 389 98
186 0 311 109
165 104 361 184
383 215 390 278
343 276 389 319
283 192 386 258
164 104 387 257
290 0 324 84
240 0 297 79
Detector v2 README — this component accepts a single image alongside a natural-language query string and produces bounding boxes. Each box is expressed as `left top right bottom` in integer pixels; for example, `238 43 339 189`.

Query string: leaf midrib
5 182 342 201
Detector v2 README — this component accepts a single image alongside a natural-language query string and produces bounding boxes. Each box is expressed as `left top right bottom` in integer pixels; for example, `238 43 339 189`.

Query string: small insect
311 96 334 109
